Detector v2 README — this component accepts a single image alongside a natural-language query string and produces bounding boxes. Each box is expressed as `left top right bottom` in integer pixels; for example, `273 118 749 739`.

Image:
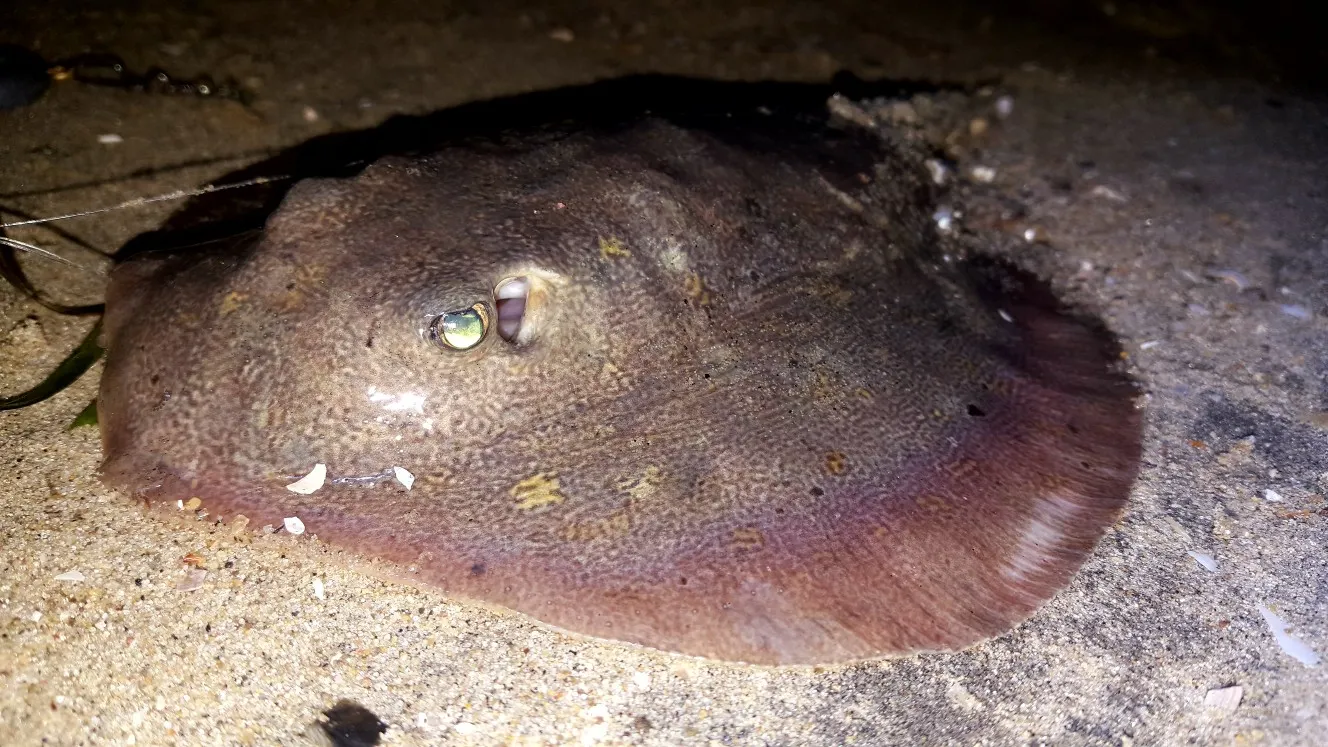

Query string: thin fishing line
0 175 292 229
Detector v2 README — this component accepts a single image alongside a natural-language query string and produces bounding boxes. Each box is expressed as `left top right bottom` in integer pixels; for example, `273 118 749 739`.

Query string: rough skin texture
97 116 1141 665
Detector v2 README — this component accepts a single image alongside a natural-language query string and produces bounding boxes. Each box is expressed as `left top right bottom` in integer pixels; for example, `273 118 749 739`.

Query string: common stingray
19 78 1145 665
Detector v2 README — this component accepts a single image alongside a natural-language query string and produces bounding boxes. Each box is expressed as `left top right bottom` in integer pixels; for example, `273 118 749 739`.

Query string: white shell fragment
312 577 325 600
1090 184 1128 202
969 165 996 183
175 569 208 592
1203 686 1243 714
54 570 86 582
1187 552 1218 572
283 516 306 535
285 463 327 494
1264 488 1285 503
394 466 416 490
1257 604 1321 667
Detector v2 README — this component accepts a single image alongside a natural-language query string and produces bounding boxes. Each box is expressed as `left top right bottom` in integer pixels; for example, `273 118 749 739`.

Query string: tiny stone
97 133 123 144
283 516 306 535
924 159 948 185
970 166 996 183
54 570 85 582
549 28 575 42
454 721 478 735
312 577 325 600
1264 488 1284 502
302 106 320 122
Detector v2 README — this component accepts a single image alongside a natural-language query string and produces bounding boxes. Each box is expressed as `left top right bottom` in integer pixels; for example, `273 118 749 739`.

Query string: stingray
85 101 1142 665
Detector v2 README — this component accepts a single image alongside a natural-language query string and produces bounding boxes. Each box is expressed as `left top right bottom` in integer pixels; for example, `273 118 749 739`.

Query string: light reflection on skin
365 385 427 414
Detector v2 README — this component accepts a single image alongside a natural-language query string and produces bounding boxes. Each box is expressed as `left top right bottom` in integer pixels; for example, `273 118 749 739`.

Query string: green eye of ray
430 303 489 350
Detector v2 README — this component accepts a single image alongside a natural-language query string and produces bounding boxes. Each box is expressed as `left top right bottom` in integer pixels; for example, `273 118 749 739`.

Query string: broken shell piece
283 516 306 535
393 466 415 490
176 568 208 592
1264 489 1285 502
313 577 325 600
1204 686 1243 714
1258 604 1321 667
54 570 86 582
285 463 327 494
1187 551 1218 572
1090 184 1128 202
1204 268 1253 292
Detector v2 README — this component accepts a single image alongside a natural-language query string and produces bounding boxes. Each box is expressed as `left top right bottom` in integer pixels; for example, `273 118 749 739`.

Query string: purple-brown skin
98 117 1142 665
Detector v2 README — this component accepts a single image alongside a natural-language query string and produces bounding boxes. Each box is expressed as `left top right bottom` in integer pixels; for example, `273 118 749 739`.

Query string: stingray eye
429 303 490 351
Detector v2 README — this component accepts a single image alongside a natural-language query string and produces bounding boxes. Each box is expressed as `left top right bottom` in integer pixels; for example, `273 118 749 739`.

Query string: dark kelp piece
98 114 1141 665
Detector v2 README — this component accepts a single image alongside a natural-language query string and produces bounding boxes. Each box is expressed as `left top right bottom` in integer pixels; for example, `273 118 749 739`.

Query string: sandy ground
1 1 1325 745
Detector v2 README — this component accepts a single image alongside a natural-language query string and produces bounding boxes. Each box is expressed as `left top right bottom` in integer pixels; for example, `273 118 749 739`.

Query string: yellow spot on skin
825 452 847 476
918 495 950 514
617 465 664 500
731 527 765 551
684 272 711 306
219 291 248 316
511 473 566 511
598 236 632 259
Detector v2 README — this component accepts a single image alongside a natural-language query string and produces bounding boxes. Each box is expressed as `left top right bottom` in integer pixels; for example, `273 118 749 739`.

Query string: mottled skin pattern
98 116 1142 665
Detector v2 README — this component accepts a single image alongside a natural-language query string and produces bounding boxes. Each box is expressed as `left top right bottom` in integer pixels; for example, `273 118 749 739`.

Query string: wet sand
1 1 1325 744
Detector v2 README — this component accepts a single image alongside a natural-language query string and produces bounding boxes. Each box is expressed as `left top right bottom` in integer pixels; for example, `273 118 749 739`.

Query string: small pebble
283 516 306 535
97 133 123 144
1264 488 1284 502
970 166 996 183
54 570 85 582
302 106 320 123
312 577 325 600
924 158 949 185
994 95 1014 119
454 721 478 735
1139 340 1161 350
549 28 575 43
932 207 955 233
